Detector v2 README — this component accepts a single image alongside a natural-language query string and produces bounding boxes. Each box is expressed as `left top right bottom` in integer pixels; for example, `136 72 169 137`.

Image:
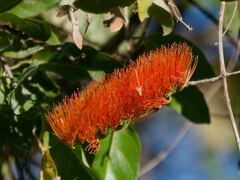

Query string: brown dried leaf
72 23 83 50
103 7 125 32
56 5 70 17
103 16 124 32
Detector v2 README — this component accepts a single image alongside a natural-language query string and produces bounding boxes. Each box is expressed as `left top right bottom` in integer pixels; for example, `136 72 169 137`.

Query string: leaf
224 2 239 39
7 0 61 18
72 17 83 50
39 62 91 84
8 85 36 114
92 126 141 180
103 8 125 32
50 137 99 180
137 0 174 35
0 0 22 13
62 44 123 73
73 0 135 13
137 0 152 21
15 59 40 88
0 13 51 41
0 31 13 51
144 33 215 80
169 86 210 124
31 43 122 84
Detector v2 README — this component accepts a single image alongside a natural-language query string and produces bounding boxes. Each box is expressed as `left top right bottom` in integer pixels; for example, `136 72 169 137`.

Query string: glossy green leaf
169 86 210 124
7 0 61 18
137 0 174 35
92 126 141 180
0 0 22 13
144 33 215 80
0 13 51 41
73 0 135 13
50 137 100 180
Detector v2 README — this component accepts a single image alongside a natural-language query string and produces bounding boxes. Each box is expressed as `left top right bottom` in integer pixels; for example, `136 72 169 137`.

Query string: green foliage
0 0 22 13
7 0 61 18
50 138 99 180
73 0 135 13
169 86 210 124
138 0 174 35
0 13 51 41
1 0 230 179
92 126 141 180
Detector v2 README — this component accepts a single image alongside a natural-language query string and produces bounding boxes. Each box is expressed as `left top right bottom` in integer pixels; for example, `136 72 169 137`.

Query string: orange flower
46 43 198 154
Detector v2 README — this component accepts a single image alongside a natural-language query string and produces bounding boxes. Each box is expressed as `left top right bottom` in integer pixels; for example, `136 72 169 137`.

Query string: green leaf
32 43 123 84
224 2 240 39
7 0 61 18
137 0 152 21
0 0 22 13
0 31 13 51
137 0 174 35
169 86 210 124
8 85 36 114
50 137 99 180
0 13 51 41
15 59 40 89
73 0 135 13
63 44 123 73
39 62 91 84
144 33 215 80
92 126 141 180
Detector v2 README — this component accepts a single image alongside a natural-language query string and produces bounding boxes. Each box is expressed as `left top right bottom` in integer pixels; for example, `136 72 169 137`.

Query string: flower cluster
46 43 198 154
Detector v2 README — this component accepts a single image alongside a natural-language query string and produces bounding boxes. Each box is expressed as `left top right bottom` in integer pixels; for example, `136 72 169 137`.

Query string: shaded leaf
32 43 122 84
137 0 174 35
7 0 61 18
92 126 141 180
0 0 22 13
0 13 51 41
144 33 215 80
8 85 36 114
73 0 135 13
0 31 13 51
169 86 210 124
50 137 99 180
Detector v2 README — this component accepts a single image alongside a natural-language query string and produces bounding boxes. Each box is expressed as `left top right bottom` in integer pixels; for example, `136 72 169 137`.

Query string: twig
138 121 192 177
188 70 240 86
222 1 238 36
167 0 193 31
188 0 237 47
0 22 76 62
124 7 132 55
218 2 240 154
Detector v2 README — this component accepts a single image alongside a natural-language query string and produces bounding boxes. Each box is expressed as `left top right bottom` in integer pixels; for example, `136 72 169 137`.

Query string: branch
188 70 240 86
0 22 76 62
138 121 192 177
223 1 238 36
218 2 240 153
188 0 237 47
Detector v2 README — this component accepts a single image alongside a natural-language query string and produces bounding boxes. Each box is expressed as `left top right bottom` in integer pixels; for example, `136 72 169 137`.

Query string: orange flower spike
46 42 198 155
